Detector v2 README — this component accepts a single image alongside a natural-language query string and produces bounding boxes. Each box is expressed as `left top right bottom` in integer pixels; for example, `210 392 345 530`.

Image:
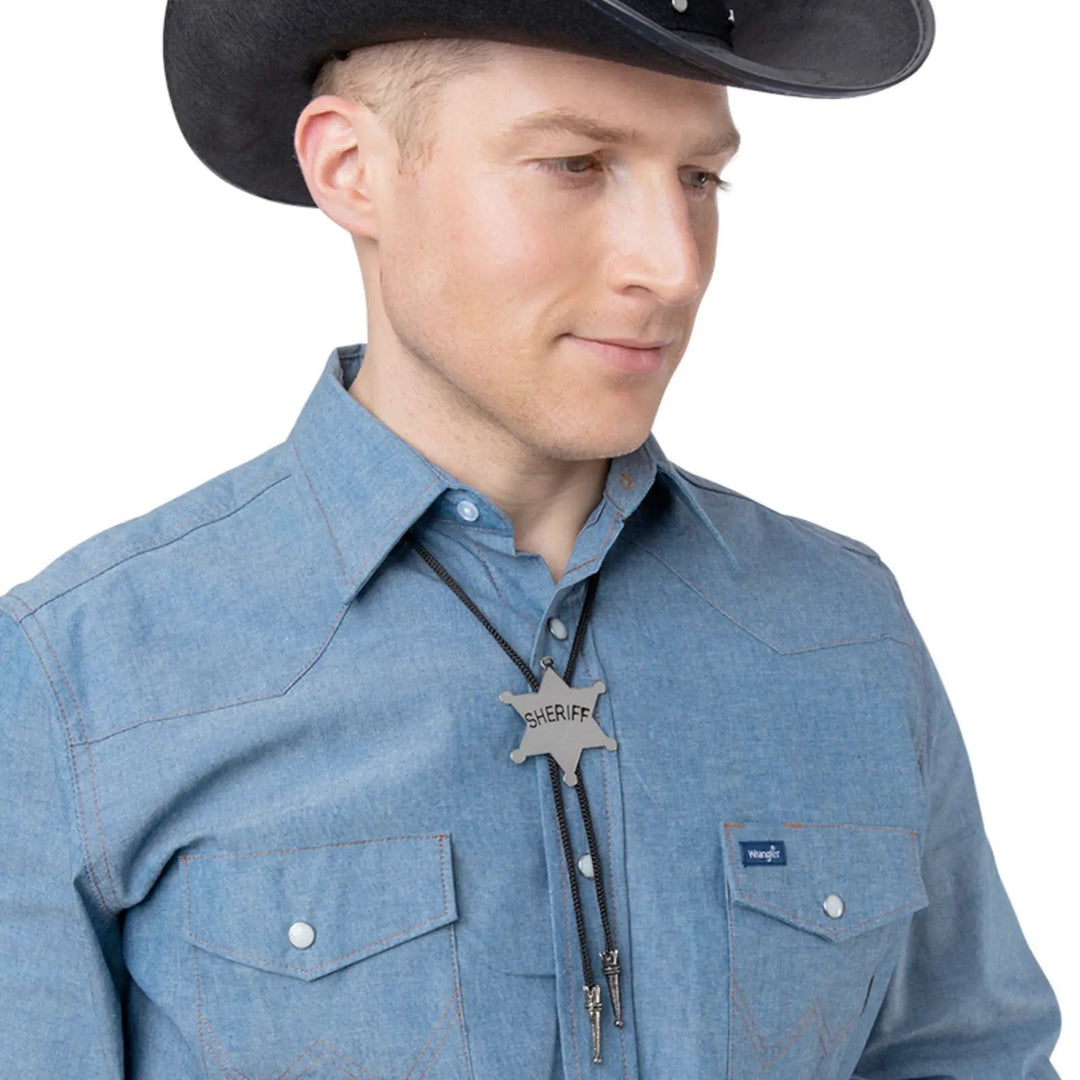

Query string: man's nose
605 176 710 306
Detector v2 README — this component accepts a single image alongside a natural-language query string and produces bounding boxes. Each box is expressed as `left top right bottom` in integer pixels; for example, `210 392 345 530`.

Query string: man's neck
486 458 610 584
347 355 609 585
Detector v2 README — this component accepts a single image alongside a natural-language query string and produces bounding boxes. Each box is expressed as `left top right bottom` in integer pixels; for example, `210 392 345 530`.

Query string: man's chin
555 423 654 464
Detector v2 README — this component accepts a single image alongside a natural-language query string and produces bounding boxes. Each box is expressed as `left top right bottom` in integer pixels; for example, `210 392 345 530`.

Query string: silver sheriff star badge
499 657 616 785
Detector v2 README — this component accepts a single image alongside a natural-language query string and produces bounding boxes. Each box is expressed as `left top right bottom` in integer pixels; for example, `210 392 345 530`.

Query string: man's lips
567 334 670 374
578 336 673 349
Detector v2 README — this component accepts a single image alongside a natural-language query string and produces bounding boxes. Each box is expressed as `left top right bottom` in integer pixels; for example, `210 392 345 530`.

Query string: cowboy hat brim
163 0 935 207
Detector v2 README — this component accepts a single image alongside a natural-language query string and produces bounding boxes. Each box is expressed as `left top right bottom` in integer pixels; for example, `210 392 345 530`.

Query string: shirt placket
528 584 639 1080
421 476 646 1079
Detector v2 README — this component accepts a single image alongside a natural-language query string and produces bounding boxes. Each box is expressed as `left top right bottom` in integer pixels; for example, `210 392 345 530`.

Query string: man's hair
311 38 500 177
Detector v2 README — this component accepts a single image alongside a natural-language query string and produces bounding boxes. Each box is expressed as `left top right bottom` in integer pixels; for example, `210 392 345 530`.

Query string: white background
1 2 1074 1070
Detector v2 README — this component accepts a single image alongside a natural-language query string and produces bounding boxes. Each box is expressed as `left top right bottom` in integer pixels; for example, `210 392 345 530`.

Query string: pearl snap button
288 921 316 949
822 894 845 919
548 617 568 640
456 499 479 522
577 853 594 879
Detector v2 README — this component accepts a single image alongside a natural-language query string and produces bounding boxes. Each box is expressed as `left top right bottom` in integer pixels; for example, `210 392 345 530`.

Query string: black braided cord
406 533 618 990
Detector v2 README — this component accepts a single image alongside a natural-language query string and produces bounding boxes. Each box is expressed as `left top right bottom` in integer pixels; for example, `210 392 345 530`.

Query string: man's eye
694 172 732 193
537 157 731 193
538 156 602 177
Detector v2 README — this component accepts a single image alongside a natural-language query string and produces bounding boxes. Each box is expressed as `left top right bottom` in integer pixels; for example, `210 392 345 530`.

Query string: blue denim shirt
1 344 1060 1078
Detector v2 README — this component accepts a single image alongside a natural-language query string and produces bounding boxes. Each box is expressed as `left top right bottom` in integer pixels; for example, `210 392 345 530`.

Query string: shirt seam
288 430 447 598
7 466 292 618
673 466 879 563
71 597 353 747
873 561 931 774
0 605 121 915
622 533 916 655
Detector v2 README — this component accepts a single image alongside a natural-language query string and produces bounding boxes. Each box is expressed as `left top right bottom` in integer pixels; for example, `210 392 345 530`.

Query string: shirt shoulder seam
670 464 882 562
11 465 292 618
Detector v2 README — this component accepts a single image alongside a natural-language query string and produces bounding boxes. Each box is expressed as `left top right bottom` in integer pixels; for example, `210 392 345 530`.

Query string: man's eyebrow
499 107 741 157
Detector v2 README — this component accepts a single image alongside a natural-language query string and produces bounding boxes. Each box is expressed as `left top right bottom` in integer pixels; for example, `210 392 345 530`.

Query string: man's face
367 43 738 464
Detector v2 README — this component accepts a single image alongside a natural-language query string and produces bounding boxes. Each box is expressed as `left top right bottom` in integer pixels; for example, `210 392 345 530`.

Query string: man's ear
293 95 388 240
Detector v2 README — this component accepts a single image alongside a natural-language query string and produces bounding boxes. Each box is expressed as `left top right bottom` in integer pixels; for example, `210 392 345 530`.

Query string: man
0 1 1061 1077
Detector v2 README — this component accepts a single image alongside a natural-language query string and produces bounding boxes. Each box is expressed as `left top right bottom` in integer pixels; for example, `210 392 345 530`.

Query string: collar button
456 499 480 523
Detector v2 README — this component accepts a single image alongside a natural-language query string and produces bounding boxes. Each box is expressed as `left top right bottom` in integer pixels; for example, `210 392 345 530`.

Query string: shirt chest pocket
182 833 470 1080
722 820 929 1080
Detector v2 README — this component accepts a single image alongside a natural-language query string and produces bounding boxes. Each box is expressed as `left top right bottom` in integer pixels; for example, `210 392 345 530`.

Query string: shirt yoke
1 446 915 750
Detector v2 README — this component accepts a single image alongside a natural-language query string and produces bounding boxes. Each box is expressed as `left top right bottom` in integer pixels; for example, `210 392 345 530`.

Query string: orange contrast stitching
182 836 452 974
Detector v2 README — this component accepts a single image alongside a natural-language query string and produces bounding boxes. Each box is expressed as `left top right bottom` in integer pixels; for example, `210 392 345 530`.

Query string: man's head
295 38 738 472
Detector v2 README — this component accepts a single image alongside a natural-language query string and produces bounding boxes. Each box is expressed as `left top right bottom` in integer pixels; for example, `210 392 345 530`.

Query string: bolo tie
408 531 621 1064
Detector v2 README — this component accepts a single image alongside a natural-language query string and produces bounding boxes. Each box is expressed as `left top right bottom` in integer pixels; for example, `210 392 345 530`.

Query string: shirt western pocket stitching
192 942 250 1080
185 835 462 1080
280 1040 360 1080
728 894 924 939
729 924 864 1070
181 833 448 861
292 1054 381 1080
276 1034 395 1080
723 822 924 939
182 835 453 977
290 1056 336 1080
412 990 464 1080
197 1004 390 1080
731 971 817 1067
813 994 863 1054
722 819 929 1072
444 922 477 1080
403 985 460 1080
184 914 451 976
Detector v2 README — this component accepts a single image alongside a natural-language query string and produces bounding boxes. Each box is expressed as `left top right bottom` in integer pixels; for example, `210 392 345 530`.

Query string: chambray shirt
1 343 1061 1079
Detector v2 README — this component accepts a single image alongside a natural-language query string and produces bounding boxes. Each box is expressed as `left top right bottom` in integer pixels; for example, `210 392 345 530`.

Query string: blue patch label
739 840 787 866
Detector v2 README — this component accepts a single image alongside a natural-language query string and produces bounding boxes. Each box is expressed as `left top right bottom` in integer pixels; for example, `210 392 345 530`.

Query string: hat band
609 0 735 48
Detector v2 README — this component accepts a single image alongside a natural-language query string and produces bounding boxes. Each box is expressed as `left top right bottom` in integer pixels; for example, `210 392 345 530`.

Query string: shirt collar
286 343 734 602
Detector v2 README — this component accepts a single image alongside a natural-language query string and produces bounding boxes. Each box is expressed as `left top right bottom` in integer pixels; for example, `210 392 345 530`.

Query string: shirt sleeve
851 566 1062 1079
0 609 127 1076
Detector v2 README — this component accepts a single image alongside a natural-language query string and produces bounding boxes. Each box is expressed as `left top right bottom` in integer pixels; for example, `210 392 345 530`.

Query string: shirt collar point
645 434 740 573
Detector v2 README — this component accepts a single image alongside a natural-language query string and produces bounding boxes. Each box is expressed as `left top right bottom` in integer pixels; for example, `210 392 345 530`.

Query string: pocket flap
722 820 928 942
182 833 457 981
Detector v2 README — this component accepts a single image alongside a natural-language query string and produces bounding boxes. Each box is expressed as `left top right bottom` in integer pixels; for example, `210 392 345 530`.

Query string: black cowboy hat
163 0 935 208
